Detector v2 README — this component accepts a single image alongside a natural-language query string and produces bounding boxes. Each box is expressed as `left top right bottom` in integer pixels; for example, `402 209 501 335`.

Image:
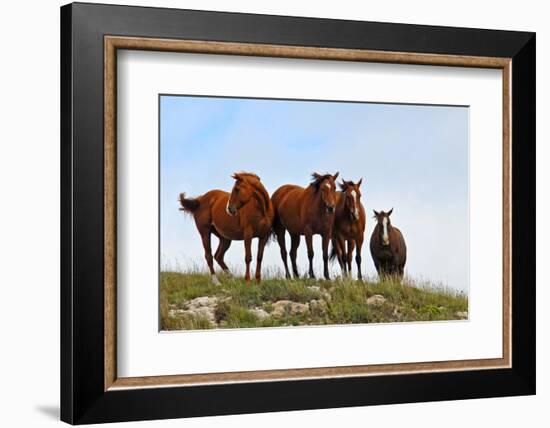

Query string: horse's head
311 172 339 214
373 208 393 246
339 178 363 220
226 172 260 216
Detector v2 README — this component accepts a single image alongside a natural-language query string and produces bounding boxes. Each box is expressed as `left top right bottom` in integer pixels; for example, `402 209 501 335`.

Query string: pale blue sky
160 95 469 291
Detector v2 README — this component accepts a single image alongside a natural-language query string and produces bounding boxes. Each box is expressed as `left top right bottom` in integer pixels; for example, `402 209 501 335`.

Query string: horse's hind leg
355 237 364 281
289 233 301 278
274 222 291 279
305 229 315 279
214 238 232 274
255 235 269 283
199 229 220 285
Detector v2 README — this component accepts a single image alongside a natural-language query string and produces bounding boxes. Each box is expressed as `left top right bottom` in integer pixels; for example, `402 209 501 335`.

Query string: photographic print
160 95 469 331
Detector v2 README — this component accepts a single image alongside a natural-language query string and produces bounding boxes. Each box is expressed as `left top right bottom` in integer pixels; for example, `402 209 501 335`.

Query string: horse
330 179 366 279
369 209 407 281
271 172 339 280
178 172 274 284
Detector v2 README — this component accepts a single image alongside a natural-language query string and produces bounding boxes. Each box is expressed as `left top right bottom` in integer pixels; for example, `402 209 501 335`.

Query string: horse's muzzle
326 205 335 214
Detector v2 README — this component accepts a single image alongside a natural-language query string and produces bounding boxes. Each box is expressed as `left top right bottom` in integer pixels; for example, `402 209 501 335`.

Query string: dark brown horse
272 172 339 280
330 179 366 279
179 172 274 284
369 209 407 280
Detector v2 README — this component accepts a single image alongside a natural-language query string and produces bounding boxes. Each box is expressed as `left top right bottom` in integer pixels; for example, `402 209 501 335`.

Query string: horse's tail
268 210 280 243
179 193 200 213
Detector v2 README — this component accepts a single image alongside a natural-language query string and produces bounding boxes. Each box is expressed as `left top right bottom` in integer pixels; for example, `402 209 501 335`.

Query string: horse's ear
373 209 380 217
357 178 363 187
387 208 393 216
333 172 339 180
231 173 240 181
312 172 321 181
338 180 346 191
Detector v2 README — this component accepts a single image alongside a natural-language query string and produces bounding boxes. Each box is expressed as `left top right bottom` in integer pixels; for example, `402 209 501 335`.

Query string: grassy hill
160 270 468 331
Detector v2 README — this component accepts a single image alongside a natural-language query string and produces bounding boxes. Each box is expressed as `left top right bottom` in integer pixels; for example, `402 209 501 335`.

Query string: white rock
455 311 468 319
171 296 221 327
249 307 270 321
366 294 387 306
186 296 218 309
271 300 309 318
177 307 217 325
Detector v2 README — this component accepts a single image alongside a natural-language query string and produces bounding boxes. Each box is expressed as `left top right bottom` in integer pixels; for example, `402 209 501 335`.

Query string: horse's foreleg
398 265 405 284
346 240 355 274
255 235 269 283
274 223 291 279
305 229 315 279
214 238 232 274
243 232 253 283
289 233 301 278
200 229 219 285
322 233 331 280
355 238 364 281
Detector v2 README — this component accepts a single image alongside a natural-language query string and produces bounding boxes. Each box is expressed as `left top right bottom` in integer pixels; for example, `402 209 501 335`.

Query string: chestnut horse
369 209 407 281
179 172 274 284
272 172 339 280
330 179 366 279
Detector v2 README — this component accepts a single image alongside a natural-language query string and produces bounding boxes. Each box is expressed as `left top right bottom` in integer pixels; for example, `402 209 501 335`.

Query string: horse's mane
233 171 260 181
338 180 355 191
233 172 271 216
310 173 334 191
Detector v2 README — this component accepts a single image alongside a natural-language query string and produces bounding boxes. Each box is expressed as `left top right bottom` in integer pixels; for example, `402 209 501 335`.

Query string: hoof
211 275 221 286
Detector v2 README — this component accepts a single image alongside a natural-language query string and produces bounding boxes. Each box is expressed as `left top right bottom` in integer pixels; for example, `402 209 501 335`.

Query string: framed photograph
61 2 535 424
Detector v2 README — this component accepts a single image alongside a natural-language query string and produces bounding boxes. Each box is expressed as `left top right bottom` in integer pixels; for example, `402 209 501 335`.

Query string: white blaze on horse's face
382 216 390 245
351 190 359 219
325 182 331 189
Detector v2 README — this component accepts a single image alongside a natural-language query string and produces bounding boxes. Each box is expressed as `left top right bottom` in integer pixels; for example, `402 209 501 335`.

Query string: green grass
160 270 468 331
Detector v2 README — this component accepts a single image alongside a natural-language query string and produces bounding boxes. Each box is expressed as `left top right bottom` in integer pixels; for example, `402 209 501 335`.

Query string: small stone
366 294 387 306
249 307 269 321
307 285 321 293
